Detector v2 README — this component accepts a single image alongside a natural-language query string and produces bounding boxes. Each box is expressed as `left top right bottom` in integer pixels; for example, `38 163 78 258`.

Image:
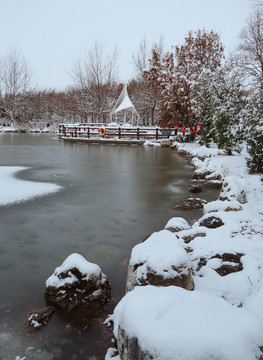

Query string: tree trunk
151 101 156 126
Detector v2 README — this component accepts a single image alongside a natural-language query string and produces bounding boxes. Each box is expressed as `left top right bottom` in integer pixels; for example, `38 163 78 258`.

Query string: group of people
168 124 201 134
166 124 201 142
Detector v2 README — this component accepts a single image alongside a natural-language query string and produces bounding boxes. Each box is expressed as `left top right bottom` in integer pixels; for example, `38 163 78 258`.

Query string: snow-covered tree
196 71 218 145
132 37 165 125
143 30 224 130
213 87 245 155
142 48 166 125
175 29 224 81
244 88 263 173
174 29 224 130
197 63 246 153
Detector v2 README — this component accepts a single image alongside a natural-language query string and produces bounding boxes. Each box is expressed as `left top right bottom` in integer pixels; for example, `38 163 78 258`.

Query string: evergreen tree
197 64 246 153
214 90 245 155
245 89 263 173
196 71 218 145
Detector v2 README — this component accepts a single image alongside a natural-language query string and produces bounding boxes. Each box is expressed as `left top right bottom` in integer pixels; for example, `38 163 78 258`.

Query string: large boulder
126 230 194 292
110 286 263 360
45 253 111 311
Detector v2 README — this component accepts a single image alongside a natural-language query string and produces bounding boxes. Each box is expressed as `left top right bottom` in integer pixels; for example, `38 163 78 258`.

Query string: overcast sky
0 0 253 90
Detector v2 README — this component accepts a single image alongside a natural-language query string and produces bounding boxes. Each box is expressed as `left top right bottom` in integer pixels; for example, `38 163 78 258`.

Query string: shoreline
106 141 263 360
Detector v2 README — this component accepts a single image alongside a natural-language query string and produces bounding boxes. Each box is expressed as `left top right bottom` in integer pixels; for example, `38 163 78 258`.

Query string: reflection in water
0 134 219 360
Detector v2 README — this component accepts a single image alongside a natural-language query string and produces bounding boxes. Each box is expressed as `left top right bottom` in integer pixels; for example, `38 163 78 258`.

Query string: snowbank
0 166 60 206
112 286 263 360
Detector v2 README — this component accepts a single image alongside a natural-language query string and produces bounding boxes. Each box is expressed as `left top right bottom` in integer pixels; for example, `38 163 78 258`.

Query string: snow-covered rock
112 286 263 360
27 306 55 331
126 230 194 292
45 253 111 311
199 215 224 228
174 196 207 210
164 217 191 232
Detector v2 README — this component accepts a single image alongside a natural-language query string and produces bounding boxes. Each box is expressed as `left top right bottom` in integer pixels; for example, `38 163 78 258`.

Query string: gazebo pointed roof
112 83 137 114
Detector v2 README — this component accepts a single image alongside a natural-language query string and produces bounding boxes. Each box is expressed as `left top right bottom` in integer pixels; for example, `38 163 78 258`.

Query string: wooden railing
58 124 176 141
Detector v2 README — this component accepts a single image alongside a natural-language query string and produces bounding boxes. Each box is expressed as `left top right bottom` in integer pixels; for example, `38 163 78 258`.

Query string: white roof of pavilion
112 83 137 114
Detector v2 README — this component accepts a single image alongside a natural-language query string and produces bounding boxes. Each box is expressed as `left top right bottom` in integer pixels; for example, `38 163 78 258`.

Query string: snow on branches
143 30 224 131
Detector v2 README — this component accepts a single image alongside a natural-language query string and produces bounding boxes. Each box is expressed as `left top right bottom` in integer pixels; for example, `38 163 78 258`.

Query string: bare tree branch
70 42 119 122
237 7 263 87
0 47 34 123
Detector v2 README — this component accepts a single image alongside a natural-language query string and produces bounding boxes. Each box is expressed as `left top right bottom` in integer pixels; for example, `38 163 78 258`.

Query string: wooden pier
58 124 175 144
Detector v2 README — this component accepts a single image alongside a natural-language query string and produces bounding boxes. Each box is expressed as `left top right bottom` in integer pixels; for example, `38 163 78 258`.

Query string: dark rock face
183 232 206 244
45 267 111 311
188 184 202 193
199 216 224 228
27 306 55 331
201 180 222 189
126 263 194 293
192 171 211 180
146 266 194 289
196 253 244 276
174 197 207 211
224 205 242 212
117 327 151 360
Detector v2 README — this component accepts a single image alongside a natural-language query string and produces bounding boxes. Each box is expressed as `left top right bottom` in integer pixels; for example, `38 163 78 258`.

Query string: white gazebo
111 83 139 126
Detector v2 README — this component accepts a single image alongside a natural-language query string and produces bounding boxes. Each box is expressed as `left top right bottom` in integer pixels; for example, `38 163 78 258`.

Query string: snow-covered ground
0 166 60 206
106 142 263 360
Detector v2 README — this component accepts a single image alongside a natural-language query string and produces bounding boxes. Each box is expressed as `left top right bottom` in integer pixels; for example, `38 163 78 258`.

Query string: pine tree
214 91 245 155
196 71 218 145
196 63 246 154
245 89 263 173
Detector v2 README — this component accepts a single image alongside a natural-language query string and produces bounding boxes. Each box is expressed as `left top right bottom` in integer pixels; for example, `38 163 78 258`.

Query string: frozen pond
0 133 218 360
